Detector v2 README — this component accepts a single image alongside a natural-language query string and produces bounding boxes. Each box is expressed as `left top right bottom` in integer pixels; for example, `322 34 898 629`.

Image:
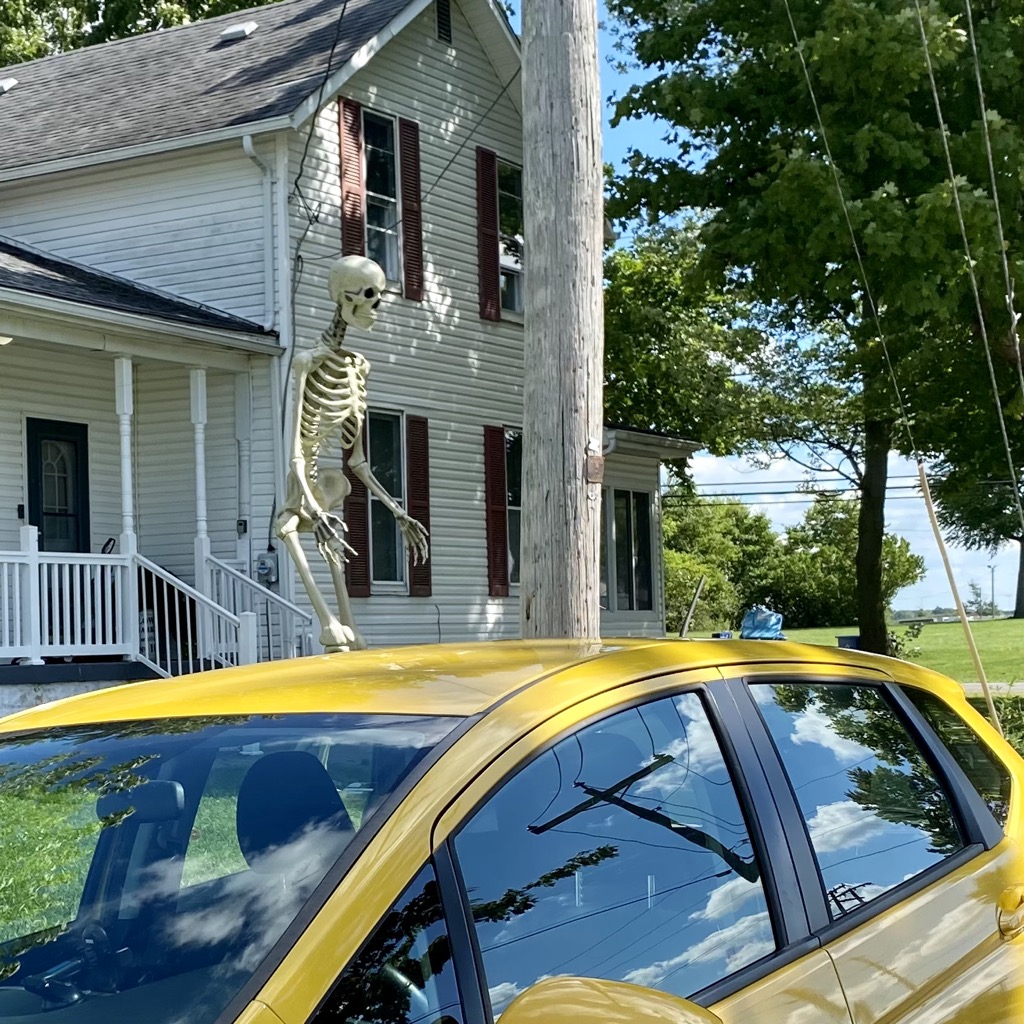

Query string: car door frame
721 668 1007 947
430 669 837 1020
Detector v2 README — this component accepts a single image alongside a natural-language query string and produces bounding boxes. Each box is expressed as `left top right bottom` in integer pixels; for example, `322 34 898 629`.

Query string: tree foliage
0 0 278 65
603 226 761 456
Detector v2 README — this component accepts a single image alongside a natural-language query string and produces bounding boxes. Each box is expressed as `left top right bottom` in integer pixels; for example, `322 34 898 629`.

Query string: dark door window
752 683 966 919
27 418 90 552
310 863 465 1024
453 692 772 1015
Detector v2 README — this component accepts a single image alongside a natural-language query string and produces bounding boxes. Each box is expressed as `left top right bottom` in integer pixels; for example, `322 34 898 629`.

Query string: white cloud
635 714 723 797
622 911 773 987
805 799 887 854
488 982 524 1013
790 707 873 762
690 876 763 922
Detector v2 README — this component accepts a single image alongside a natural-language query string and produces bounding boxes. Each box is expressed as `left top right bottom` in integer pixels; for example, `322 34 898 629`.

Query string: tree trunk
519 0 604 639
1014 539 1024 619
857 419 891 655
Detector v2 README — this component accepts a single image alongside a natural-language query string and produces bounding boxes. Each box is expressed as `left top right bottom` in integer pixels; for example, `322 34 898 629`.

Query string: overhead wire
778 0 1003 733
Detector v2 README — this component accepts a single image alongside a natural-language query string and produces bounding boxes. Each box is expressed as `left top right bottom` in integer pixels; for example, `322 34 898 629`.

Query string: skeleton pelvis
282 467 352 525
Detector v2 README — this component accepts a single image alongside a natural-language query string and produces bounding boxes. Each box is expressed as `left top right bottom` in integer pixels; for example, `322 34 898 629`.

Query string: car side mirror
499 977 724 1024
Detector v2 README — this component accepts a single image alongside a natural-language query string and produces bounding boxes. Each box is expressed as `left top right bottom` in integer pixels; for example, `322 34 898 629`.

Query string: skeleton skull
328 255 387 330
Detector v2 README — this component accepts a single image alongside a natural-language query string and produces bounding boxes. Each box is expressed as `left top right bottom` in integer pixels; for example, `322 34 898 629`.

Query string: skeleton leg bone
275 469 358 652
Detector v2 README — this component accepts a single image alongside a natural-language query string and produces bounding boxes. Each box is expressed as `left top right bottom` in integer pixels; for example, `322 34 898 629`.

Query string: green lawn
780 618 1023 684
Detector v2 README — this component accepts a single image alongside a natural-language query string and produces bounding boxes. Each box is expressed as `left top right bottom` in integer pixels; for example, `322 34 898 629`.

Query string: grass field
779 617 1023 684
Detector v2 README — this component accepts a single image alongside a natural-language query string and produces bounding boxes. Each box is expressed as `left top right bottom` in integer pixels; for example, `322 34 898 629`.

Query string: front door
26 418 91 553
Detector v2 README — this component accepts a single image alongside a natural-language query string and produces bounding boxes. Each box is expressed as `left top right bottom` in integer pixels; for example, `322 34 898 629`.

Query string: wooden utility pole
519 0 604 639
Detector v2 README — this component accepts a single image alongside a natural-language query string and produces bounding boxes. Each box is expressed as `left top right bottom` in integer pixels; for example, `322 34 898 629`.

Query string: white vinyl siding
288 1 525 644
0 343 121 554
0 146 267 321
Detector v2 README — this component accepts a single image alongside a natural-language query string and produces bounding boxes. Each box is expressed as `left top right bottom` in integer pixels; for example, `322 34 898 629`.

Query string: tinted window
904 688 1011 827
312 864 463 1023
454 693 772 1014
0 714 458 1024
753 683 965 918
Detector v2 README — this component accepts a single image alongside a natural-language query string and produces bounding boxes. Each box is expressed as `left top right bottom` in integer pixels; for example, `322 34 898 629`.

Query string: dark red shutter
339 98 365 257
405 415 431 596
476 147 501 321
399 119 424 302
483 425 509 597
344 431 371 598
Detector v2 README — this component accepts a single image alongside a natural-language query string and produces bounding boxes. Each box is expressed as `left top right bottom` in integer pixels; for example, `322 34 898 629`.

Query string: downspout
242 135 277 332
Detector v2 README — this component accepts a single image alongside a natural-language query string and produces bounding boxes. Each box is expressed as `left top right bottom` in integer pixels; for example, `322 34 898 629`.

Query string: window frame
731 673 1001 945
602 487 655 613
441 678 821 1014
362 108 403 285
503 427 521 587
496 159 524 316
366 409 408 588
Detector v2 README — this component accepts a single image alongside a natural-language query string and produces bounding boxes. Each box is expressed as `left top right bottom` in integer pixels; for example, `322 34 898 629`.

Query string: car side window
752 683 965 919
902 687 1011 827
454 692 773 1016
311 863 464 1023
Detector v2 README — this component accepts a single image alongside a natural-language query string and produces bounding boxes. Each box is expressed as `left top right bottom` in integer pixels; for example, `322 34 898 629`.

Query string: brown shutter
399 118 424 302
405 415 431 596
344 433 371 598
339 98 365 257
476 147 501 321
483 425 509 597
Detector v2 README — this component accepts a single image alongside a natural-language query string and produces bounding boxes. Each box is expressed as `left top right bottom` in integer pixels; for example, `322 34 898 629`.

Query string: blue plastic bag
739 607 785 640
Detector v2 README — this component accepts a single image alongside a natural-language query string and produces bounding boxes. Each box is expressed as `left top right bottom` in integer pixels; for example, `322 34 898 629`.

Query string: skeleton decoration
275 255 429 652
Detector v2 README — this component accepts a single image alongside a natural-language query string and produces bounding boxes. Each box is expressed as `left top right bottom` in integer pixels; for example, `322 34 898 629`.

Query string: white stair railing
207 555 313 661
135 554 258 678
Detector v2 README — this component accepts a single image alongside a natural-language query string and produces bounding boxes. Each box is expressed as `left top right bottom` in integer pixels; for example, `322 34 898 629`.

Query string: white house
0 0 698 706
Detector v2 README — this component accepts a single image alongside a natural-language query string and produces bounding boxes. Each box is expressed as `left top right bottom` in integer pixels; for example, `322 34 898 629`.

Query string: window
363 111 401 282
605 489 654 612
0 713 456 1024
454 693 772 1013
312 864 464 1024
497 161 524 313
505 429 522 584
903 688 1011 827
368 411 405 584
753 683 965 919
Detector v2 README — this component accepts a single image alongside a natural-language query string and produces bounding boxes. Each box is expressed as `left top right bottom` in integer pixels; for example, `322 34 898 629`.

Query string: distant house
0 0 698 709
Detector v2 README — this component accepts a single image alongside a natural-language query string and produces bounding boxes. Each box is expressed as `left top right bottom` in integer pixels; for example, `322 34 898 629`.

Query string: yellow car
0 639 1021 1024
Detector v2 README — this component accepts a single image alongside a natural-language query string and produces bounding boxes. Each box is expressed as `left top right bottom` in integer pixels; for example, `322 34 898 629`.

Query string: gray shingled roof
0 0 411 174
0 237 274 335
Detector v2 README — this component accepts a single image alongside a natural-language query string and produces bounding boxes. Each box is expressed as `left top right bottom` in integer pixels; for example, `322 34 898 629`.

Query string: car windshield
0 712 459 1023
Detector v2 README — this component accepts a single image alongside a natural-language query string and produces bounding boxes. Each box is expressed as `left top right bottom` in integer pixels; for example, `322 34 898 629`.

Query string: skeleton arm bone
347 432 429 564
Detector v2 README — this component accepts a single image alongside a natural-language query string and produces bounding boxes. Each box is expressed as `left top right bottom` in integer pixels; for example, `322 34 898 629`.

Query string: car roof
0 638 962 732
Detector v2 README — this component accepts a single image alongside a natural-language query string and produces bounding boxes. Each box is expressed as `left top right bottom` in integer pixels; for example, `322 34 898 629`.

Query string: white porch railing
0 527 259 676
207 555 313 661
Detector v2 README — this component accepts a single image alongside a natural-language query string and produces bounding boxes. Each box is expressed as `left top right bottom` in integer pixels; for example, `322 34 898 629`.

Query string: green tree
766 492 925 628
0 0 279 65
606 0 1024 651
603 226 761 459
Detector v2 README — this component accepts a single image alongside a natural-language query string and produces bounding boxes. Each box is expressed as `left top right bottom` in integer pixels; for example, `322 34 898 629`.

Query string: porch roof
0 237 275 337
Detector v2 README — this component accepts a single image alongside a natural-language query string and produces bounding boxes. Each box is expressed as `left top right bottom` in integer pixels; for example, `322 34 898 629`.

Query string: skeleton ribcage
300 351 369 476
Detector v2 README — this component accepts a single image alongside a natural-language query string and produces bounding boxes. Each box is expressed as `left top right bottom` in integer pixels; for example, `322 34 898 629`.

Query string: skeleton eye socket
364 287 377 299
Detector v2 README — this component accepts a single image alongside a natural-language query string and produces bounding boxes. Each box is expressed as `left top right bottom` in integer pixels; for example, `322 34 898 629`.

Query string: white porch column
20 526 44 665
235 371 253 568
114 357 138 556
191 369 211 594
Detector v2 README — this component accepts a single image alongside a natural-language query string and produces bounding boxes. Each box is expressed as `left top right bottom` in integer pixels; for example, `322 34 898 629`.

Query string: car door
434 670 853 1024
734 664 1024 1024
